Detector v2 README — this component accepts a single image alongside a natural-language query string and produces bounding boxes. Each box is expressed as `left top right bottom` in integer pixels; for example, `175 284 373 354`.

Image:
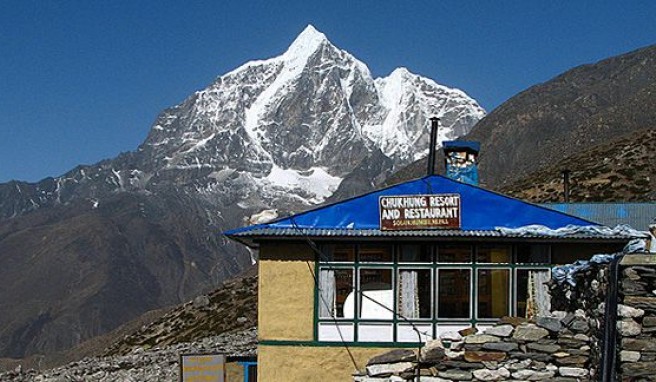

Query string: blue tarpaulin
226 175 598 236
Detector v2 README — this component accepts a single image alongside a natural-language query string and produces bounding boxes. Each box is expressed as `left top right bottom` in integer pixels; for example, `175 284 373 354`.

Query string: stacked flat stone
550 258 610 379
354 314 593 382
618 261 656 380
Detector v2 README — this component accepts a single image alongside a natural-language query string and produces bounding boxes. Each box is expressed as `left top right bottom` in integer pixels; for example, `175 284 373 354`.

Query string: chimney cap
443 140 480 154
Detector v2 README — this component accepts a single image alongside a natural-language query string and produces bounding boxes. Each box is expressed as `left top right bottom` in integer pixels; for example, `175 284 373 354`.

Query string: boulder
483 324 514 337
420 340 446 364
472 367 510 381
536 317 563 332
368 349 416 365
366 362 415 377
512 324 549 342
463 334 499 344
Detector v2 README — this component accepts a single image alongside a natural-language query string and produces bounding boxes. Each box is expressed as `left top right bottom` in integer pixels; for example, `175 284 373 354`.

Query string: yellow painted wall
258 345 402 382
258 242 315 341
225 362 244 382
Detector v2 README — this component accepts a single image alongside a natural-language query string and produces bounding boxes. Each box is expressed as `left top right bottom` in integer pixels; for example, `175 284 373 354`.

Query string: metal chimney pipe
562 169 571 203
427 117 440 176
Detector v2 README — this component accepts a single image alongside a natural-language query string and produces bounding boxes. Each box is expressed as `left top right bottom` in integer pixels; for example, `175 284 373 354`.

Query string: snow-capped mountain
1 25 484 220
138 25 484 207
0 25 483 360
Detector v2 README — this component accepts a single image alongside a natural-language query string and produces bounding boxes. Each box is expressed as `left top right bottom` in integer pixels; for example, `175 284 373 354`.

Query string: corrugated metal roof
542 203 656 231
230 227 633 240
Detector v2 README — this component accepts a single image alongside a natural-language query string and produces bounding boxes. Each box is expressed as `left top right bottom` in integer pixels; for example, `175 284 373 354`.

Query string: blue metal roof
542 203 656 231
226 175 602 239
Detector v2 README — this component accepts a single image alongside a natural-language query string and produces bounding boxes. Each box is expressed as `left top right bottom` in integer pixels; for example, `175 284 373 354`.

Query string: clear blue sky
1 1 655 183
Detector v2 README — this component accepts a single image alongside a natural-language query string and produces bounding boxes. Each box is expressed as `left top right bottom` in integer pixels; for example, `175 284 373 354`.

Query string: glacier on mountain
141 25 485 206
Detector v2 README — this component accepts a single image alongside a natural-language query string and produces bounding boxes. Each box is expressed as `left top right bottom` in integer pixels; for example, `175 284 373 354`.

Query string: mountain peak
387 67 416 81
283 25 329 60
391 67 412 76
297 24 327 43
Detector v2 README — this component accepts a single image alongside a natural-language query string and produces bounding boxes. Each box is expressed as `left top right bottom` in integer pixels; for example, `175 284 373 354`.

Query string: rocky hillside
0 268 256 372
500 128 656 202
0 25 483 361
105 271 257 357
0 190 249 361
467 43 656 187
387 44 656 190
0 329 257 382
0 266 257 380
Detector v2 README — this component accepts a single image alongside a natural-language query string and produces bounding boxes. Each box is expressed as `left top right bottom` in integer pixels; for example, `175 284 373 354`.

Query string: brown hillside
500 128 656 202
104 270 257 357
0 191 250 361
466 44 656 187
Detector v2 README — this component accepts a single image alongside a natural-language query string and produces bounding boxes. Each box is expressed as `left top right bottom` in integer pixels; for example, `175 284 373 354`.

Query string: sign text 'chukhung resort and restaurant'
379 193 461 230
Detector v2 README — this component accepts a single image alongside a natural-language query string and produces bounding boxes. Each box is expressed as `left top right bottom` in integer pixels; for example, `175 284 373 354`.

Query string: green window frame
315 242 551 343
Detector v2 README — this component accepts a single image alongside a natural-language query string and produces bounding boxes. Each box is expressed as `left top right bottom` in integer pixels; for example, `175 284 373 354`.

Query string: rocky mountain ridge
387 43 656 193
1 26 484 221
466 43 656 188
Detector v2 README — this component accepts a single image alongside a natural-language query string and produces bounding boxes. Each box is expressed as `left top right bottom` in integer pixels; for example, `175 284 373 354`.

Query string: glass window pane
397 269 432 319
516 244 550 264
477 269 510 319
398 244 432 263
322 244 355 262
437 269 471 319
437 244 472 263
359 244 393 262
319 268 353 318
516 269 551 318
476 245 511 263
359 268 393 319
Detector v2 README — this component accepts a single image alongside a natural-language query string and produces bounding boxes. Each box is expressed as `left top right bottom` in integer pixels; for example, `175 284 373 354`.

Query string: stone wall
549 256 611 380
353 314 593 381
616 254 656 380
355 254 656 382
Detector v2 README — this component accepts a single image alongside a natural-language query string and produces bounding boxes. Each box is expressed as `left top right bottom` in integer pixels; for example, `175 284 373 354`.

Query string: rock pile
0 328 256 382
354 314 593 381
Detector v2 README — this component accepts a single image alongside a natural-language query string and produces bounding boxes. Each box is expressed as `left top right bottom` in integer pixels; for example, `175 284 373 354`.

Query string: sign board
379 194 461 230
180 354 225 382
